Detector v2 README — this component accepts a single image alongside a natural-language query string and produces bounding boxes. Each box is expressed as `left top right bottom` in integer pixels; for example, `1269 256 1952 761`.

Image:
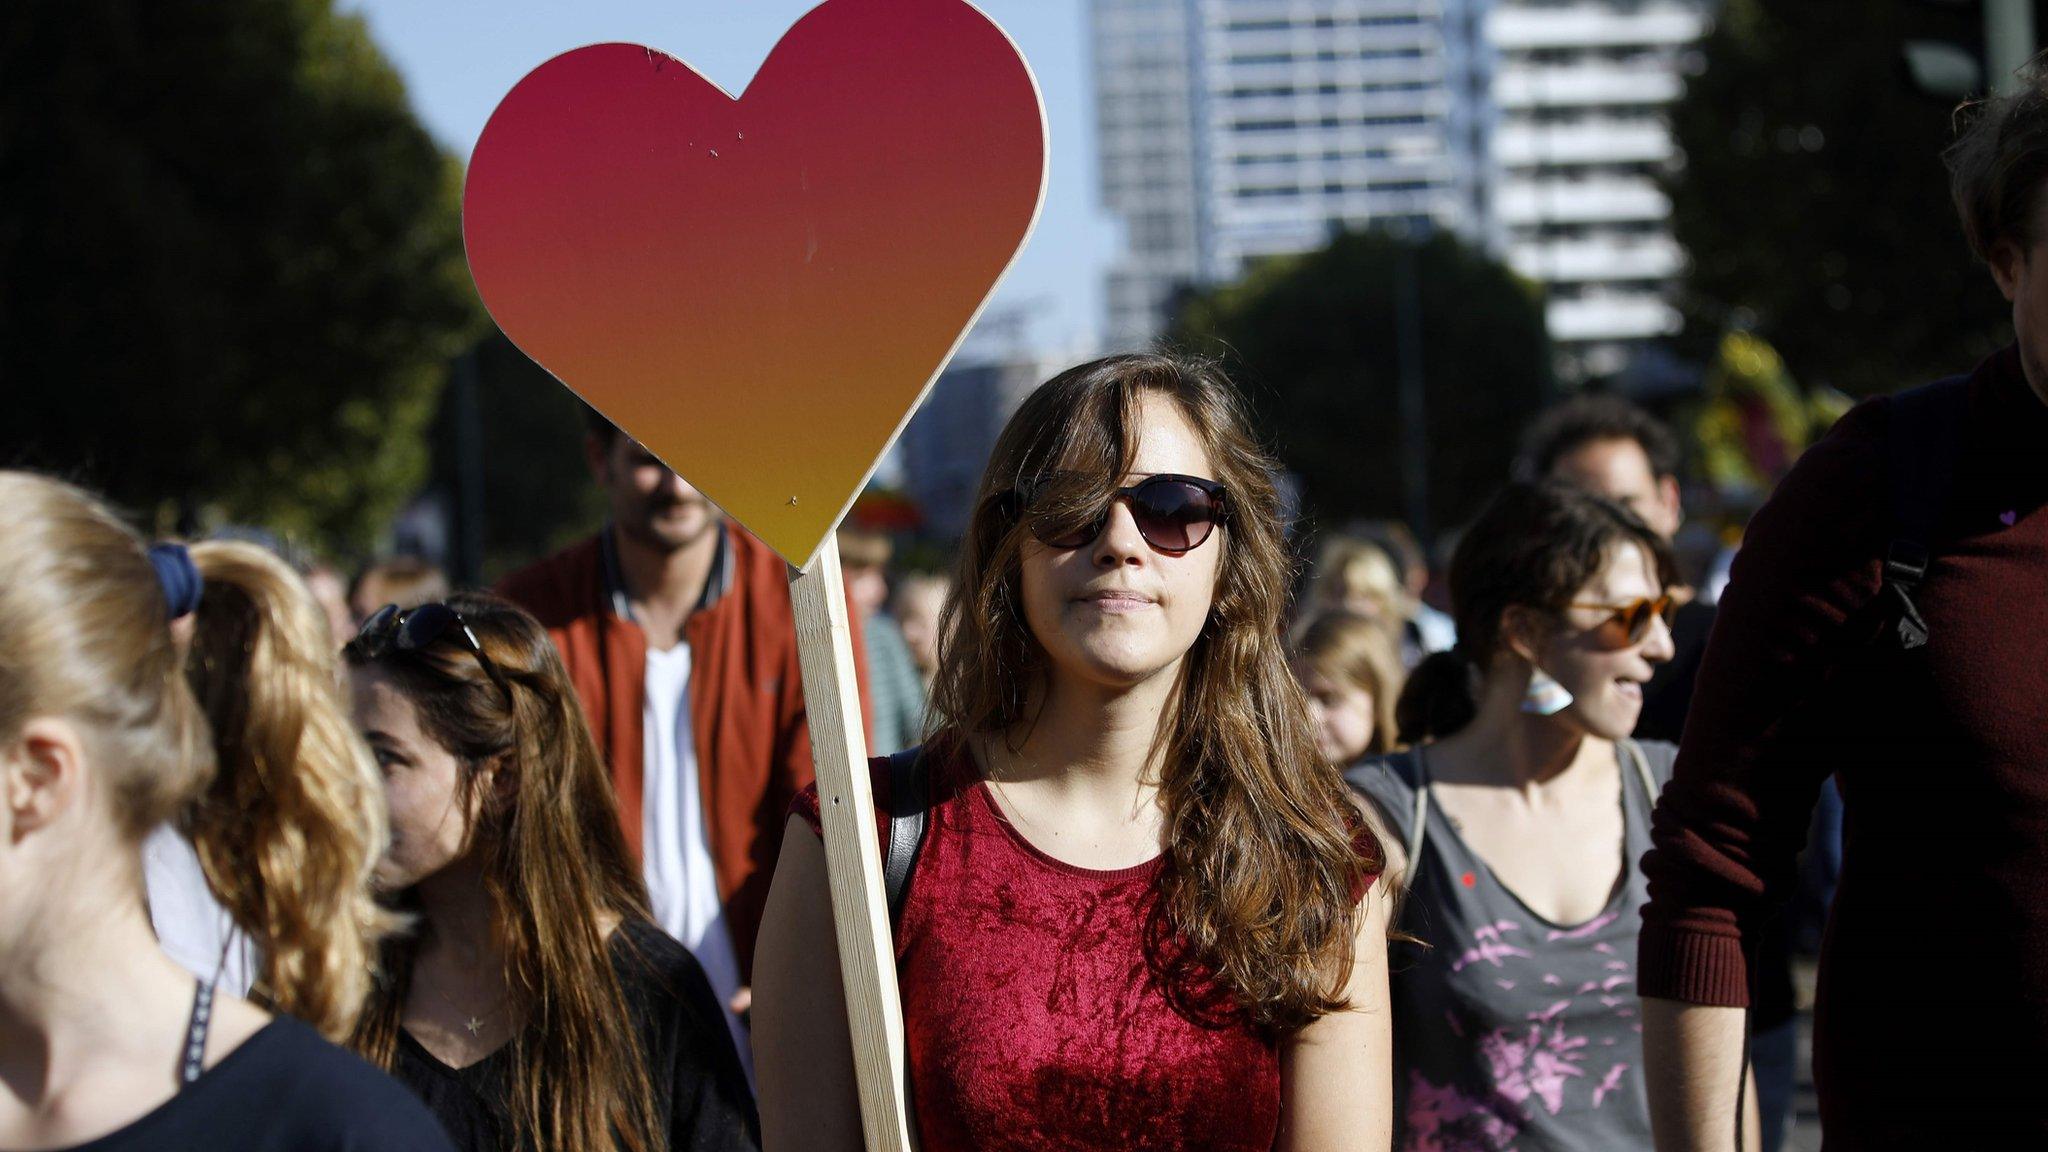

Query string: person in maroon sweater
1638 79 2048 1150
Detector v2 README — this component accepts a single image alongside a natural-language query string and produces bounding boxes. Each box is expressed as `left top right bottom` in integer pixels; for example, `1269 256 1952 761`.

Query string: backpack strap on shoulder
1400 746 1431 877
883 746 930 925
1620 738 1660 801
1882 376 1969 650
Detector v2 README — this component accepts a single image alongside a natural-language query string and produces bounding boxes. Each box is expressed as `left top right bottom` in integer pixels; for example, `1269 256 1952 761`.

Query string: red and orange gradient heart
464 0 1048 567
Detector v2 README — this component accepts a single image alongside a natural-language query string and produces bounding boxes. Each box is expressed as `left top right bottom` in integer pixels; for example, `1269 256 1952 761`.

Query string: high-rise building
1094 0 1493 352
1091 0 1714 381
1488 0 1712 379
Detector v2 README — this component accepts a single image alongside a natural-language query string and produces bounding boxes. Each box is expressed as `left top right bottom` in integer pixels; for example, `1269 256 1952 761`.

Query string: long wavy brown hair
343 592 663 1152
925 353 1378 1035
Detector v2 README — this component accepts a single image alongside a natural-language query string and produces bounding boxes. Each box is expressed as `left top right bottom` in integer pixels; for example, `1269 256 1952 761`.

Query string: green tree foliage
1668 0 2010 397
0 0 482 551
429 335 610 584
1171 228 1552 537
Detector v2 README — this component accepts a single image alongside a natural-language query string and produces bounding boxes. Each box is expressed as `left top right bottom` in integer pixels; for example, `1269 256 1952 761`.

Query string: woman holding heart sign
753 354 1393 1151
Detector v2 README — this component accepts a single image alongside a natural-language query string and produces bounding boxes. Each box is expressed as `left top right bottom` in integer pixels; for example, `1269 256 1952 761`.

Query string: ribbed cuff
1637 923 1751 1008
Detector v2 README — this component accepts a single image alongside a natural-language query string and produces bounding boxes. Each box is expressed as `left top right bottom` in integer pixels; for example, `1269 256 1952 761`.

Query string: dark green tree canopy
1668 0 2011 397
0 0 481 550
1171 228 1552 539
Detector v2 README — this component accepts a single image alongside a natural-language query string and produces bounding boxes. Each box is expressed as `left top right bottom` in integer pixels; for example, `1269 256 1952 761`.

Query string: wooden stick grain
787 536 916 1152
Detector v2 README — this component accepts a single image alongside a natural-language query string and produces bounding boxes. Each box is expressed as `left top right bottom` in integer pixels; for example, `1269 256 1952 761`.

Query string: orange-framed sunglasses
1567 594 1677 648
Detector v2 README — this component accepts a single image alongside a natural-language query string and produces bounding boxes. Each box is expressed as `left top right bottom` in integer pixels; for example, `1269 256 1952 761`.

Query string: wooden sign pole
787 534 916 1152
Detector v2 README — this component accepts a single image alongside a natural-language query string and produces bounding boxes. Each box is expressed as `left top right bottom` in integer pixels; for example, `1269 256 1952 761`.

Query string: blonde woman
1291 611 1406 765
0 471 449 1150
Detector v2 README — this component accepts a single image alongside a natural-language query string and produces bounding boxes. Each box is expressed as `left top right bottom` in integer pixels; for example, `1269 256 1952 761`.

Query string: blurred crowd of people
7 56 2048 1152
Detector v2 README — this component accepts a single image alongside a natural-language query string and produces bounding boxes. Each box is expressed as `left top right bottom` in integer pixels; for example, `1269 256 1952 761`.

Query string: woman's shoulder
1628 737 1679 790
1342 749 1421 833
192 1016 455 1150
788 737 976 838
612 919 722 1014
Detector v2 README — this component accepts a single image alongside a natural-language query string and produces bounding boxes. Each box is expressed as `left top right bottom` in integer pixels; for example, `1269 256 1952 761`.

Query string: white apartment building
1489 0 1712 378
1095 0 1492 351
1093 0 1714 380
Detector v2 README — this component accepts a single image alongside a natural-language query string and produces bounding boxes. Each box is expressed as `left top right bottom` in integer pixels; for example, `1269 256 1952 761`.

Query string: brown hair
343 592 662 1152
1396 482 1678 744
1291 611 1405 758
181 541 397 1040
1307 533 1415 624
836 527 894 570
926 353 1375 1035
0 473 388 1040
347 555 450 619
1948 62 2048 262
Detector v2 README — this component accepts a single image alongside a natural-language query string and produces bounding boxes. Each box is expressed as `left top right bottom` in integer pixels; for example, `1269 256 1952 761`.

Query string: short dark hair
1395 482 1679 743
1947 65 2048 263
583 403 622 446
1517 395 1681 482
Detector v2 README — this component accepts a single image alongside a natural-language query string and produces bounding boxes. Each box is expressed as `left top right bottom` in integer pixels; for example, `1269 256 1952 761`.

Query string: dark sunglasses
357 602 514 705
1568 594 1677 648
1016 473 1229 556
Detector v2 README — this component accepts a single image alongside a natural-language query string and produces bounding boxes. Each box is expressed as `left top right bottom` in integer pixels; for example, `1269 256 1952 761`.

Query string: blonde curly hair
182 540 398 1039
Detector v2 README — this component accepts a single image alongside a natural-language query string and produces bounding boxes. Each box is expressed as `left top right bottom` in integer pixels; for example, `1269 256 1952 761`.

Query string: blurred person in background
0 472 449 1151
1291 610 1405 766
1355 520 1457 657
1640 73 2048 1152
1518 396 1710 744
349 556 451 623
837 527 923 756
345 593 758 1152
1308 532 1451 668
891 571 951 692
498 409 869 1063
1350 482 1681 1152
303 562 359 650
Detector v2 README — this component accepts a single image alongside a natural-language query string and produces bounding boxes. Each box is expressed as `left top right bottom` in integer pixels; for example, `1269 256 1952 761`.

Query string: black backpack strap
1881 376 1970 650
883 746 929 924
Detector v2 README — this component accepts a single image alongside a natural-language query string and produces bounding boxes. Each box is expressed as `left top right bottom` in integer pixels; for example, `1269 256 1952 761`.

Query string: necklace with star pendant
425 978 509 1038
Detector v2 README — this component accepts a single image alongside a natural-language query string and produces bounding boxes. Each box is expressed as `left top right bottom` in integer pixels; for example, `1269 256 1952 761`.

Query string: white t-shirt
142 823 257 995
641 641 751 1079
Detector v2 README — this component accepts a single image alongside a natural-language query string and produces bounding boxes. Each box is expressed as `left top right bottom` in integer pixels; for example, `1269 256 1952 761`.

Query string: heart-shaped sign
464 0 1047 566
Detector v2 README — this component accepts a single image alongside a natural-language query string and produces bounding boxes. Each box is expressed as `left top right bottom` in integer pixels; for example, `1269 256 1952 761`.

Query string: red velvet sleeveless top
794 744 1328 1152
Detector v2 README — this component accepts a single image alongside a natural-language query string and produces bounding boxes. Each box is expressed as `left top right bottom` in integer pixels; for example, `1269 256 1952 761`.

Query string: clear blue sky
342 0 1116 354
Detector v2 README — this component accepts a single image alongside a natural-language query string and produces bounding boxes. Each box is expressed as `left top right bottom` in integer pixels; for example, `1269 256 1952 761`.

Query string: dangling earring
1521 666 1574 716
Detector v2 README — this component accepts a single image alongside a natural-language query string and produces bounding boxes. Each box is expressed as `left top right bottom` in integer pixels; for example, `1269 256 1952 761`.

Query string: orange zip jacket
498 524 871 979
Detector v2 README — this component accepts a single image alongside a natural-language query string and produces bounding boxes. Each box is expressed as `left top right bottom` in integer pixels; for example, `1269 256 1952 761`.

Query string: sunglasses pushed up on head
1568 594 1677 649
356 602 514 705
1006 472 1230 556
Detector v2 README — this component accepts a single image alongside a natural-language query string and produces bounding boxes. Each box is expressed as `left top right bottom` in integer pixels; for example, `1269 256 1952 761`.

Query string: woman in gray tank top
1347 483 1681 1152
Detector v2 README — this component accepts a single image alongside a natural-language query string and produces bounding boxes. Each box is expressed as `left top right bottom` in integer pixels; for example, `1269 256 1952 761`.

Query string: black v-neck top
391 919 758 1152
26 1015 452 1152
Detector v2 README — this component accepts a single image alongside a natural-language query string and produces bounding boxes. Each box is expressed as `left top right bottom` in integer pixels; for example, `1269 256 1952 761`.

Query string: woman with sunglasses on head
342 593 758 1152
753 354 1392 1152
1346 482 1680 1152
0 472 451 1152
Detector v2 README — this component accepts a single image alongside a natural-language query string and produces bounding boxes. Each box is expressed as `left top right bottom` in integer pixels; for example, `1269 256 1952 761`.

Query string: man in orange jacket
498 411 869 1061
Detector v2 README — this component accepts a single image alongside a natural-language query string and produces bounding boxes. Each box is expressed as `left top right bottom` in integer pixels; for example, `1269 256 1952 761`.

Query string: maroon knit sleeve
1637 398 1892 1007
